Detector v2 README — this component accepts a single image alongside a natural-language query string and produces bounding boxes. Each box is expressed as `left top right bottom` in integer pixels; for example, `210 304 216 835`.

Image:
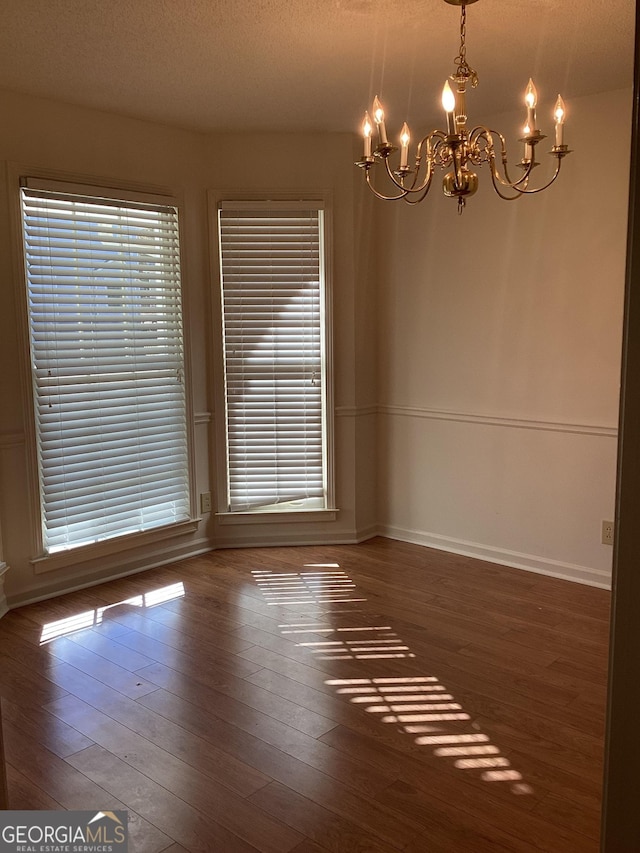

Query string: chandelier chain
457 5 467 68
453 5 478 86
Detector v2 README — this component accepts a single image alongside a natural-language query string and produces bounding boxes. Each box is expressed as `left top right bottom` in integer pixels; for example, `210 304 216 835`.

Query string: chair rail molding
378 403 618 438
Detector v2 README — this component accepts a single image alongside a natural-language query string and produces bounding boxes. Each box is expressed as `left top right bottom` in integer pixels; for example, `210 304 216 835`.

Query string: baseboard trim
215 527 375 550
6 522 609 609
7 528 378 609
378 524 612 589
7 538 214 609
354 524 379 543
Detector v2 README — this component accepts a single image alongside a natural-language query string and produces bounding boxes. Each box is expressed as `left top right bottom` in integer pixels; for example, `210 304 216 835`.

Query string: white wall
374 88 631 587
0 89 377 606
0 83 630 606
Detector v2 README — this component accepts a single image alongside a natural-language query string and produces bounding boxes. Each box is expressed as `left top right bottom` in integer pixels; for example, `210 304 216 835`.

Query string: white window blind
218 204 327 512
21 185 190 554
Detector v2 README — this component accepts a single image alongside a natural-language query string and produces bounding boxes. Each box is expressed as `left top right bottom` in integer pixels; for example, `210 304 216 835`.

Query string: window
20 180 191 555
217 201 332 514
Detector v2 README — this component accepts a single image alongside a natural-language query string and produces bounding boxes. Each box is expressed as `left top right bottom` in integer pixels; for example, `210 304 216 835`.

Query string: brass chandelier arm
382 157 422 192
403 170 436 204
379 131 445 195
508 157 564 194
470 127 534 189
488 154 564 199
488 161 529 201
364 169 410 201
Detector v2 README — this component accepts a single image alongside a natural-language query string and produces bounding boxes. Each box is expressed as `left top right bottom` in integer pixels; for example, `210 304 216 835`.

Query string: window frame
12 169 198 572
210 192 336 525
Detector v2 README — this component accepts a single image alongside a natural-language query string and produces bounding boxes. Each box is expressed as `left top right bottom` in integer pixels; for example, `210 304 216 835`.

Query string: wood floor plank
0 609 48 647
532 790 601 842
0 537 607 853
45 663 271 797
399 820 534 853
46 693 303 853
160 575 325 624
245 666 380 731
143 597 251 636
469 703 604 777
18 591 110 626
245 663 526 791
457 634 560 670
500 624 609 662
379 778 595 853
45 636 159 698
138 683 396 799
68 627 156 671
152 593 253 634
289 842 331 853
238 621 601 746
135 658 339 742
318 722 545 814
248 782 403 853
499 749 603 812
548 653 610 686
566 688 607 732
0 653 69 706
107 607 256 655
134 651 337 739
0 619 71 671
3 722 173 853
137 678 380 804
269 769 422 849
6 763 64 810
1 695 94 758
114 627 262 679
67 745 261 853
399 638 583 711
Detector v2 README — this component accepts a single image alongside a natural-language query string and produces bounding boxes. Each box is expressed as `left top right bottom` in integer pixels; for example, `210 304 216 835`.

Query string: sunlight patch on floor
39 581 186 644
254 566 533 795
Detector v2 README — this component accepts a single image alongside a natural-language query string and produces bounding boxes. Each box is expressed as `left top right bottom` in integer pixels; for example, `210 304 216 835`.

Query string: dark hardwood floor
0 537 610 852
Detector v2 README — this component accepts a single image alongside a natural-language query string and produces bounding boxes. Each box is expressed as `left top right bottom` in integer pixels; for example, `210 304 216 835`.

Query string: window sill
32 518 200 574
216 509 339 525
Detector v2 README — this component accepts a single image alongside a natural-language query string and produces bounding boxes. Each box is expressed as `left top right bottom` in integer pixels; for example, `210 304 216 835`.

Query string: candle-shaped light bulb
524 78 537 133
372 95 388 144
442 80 456 113
362 111 373 157
524 78 537 109
400 122 410 169
554 95 566 147
373 95 384 123
442 80 456 134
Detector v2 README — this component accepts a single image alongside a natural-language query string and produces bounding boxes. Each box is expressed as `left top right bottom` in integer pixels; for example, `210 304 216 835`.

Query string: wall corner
0 563 9 618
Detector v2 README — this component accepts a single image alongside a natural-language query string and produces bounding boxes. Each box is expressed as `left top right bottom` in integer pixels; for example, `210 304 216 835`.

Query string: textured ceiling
0 0 634 133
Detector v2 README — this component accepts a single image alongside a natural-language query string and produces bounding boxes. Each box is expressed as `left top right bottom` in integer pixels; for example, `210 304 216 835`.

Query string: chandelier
356 0 571 213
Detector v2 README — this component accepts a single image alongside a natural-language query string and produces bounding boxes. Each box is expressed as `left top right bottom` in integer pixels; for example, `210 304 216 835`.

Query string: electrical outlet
601 520 614 546
200 492 212 514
